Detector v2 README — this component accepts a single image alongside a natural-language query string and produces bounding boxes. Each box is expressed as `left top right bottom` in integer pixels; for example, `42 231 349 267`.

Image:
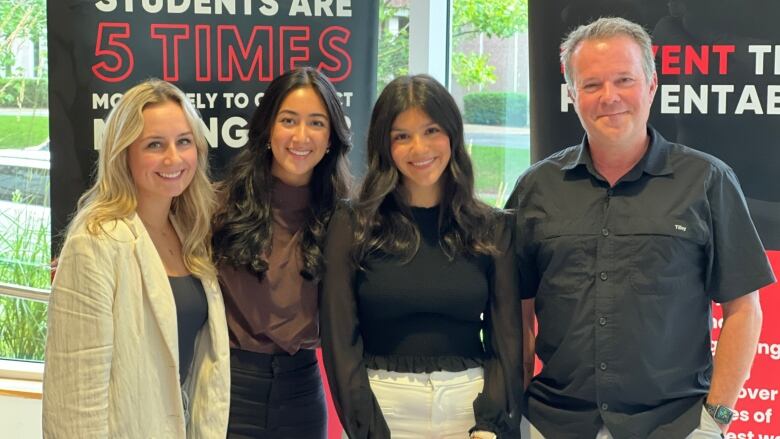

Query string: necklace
143 221 180 257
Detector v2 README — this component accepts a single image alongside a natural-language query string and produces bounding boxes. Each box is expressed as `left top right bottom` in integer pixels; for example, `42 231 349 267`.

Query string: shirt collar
642 127 674 176
561 126 674 177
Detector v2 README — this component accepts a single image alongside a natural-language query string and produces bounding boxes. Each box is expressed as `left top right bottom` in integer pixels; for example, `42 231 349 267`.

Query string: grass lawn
470 144 530 207
0 115 49 149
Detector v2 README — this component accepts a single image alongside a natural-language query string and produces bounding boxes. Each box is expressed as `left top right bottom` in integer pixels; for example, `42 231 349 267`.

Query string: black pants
227 348 327 439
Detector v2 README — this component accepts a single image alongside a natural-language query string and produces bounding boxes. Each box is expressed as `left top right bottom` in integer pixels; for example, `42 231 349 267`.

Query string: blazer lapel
128 214 179 369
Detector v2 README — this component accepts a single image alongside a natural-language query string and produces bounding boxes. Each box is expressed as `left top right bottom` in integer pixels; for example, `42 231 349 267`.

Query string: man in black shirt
506 17 775 439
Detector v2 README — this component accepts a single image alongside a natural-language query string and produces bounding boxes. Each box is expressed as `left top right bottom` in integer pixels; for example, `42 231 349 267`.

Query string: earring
266 142 271 150
325 148 331 154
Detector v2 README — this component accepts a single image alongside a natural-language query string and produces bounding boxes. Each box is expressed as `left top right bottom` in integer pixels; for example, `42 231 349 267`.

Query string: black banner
528 0 780 250
48 0 379 252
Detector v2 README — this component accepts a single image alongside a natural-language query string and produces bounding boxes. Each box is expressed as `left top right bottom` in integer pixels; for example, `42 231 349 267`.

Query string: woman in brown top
212 67 351 438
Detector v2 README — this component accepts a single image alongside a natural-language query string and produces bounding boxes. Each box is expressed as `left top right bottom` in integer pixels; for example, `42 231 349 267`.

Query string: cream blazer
42 214 230 438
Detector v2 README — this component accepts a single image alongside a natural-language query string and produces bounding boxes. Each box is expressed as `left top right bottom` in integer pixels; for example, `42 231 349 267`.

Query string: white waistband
367 367 484 387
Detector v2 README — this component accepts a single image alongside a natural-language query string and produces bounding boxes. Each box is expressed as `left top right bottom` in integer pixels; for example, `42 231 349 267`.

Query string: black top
169 275 209 385
506 127 776 439
320 205 523 439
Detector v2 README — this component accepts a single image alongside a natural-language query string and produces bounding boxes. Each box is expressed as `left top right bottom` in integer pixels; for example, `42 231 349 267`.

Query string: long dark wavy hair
352 74 498 266
213 67 351 281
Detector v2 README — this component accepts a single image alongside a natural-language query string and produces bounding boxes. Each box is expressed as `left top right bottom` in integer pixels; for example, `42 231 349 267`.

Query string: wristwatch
704 402 737 425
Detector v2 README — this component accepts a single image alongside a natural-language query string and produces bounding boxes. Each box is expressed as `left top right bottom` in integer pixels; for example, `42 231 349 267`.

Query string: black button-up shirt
506 128 775 439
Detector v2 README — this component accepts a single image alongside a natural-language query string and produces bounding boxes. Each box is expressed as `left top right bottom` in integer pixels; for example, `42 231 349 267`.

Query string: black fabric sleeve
320 207 391 439
704 163 775 302
471 213 524 437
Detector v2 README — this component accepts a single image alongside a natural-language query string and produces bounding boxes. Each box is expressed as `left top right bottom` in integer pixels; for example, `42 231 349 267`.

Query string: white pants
527 405 724 438
359 367 485 439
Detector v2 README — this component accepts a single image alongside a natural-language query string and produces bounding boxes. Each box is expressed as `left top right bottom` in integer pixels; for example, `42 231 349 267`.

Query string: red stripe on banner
716 251 780 437
317 348 344 438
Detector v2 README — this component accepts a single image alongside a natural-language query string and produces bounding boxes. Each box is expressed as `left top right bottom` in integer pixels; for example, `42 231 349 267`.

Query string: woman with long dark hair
321 75 523 439
211 67 351 438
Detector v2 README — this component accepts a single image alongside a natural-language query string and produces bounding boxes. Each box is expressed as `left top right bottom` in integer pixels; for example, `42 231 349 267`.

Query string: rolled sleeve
705 164 776 302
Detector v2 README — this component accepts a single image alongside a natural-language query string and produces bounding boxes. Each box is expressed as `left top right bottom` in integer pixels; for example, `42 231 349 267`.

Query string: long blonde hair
67 79 217 278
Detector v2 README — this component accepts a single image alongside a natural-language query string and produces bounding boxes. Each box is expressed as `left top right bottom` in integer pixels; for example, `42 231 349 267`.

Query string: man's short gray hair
560 17 655 89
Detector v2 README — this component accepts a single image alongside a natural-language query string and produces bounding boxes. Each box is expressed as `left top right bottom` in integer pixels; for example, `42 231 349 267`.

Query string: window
0 0 49 363
378 0 530 207
451 0 529 207
377 0 410 93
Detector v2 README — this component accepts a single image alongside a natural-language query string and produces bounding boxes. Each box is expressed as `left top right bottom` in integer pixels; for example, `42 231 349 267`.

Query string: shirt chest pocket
611 217 708 295
534 220 595 296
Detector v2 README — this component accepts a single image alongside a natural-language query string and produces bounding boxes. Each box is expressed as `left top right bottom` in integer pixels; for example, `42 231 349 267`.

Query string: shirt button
607 189 614 196
600 362 607 371
599 317 607 326
601 403 609 411
599 271 608 281
601 228 609 237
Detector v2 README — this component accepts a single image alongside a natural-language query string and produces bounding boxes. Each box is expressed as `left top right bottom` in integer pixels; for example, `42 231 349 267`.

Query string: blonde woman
42 79 230 438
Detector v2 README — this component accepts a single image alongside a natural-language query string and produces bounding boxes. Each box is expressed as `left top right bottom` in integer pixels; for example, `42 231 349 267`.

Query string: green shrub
0 190 50 361
0 77 48 108
0 295 47 361
463 92 528 127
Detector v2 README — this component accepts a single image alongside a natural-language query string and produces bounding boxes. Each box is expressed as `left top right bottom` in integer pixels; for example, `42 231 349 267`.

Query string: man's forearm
708 291 763 408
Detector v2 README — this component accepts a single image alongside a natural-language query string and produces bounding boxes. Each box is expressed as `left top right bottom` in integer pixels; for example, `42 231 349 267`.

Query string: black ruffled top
320 205 523 438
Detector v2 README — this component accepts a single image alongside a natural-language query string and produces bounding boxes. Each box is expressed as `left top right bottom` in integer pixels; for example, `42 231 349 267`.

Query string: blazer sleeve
43 233 116 438
472 213 524 437
320 207 391 439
